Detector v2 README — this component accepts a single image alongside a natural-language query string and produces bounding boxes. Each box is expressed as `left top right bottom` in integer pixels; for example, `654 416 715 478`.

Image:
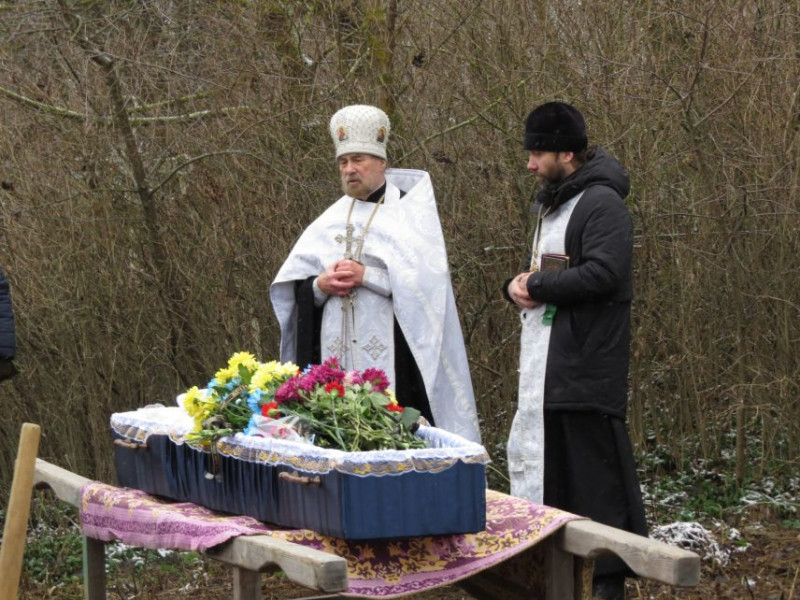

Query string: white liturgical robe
270 169 480 443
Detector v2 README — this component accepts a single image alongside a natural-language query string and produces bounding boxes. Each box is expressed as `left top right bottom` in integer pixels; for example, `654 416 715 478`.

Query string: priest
270 105 480 443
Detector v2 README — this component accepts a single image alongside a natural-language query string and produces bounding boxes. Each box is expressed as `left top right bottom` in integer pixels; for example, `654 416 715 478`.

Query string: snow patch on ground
650 521 747 566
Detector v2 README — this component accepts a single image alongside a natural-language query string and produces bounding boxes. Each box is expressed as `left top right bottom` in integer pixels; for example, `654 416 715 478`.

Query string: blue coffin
111 407 488 540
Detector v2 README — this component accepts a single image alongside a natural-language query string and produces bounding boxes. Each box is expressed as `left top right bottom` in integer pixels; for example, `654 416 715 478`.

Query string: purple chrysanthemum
361 367 390 392
275 376 303 405
303 357 345 387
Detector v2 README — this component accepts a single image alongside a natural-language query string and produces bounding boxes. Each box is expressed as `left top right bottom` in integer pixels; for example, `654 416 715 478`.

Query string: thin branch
396 72 540 162
0 85 259 125
149 150 307 195
128 105 255 125
691 68 756 129
0 85 88 121
126 91 214 114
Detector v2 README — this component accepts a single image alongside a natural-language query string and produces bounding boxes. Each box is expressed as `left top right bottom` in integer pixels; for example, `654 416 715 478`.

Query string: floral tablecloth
80 483 580 598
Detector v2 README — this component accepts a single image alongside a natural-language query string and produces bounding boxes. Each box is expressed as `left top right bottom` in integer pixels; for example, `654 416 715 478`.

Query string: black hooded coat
523 147 633 418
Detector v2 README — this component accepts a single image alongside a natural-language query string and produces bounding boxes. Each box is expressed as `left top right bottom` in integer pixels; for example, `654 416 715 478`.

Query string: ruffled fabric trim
111 406 490 478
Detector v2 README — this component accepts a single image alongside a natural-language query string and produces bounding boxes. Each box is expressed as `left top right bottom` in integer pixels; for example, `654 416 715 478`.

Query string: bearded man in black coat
503 101 648 600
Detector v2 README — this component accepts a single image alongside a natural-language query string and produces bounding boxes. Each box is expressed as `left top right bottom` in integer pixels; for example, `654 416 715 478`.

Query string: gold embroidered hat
329 105 390 160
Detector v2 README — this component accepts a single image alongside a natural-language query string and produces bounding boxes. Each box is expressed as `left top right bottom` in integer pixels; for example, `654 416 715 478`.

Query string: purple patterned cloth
80 483 580 598
80 482 274 551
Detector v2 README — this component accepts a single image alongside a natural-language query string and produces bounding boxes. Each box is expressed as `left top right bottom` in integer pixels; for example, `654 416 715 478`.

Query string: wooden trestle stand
31 457 700 600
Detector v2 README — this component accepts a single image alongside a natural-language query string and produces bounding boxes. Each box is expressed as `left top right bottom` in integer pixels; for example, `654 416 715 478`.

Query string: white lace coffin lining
111 406 490 478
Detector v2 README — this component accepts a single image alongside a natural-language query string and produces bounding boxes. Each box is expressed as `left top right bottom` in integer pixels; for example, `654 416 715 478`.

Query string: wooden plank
544 537 575 600
207 535 348 593
574 557 593 600
83 537 107 600
557 520 700 587
232 566 261 600
0 423 41 600
33 458 89 506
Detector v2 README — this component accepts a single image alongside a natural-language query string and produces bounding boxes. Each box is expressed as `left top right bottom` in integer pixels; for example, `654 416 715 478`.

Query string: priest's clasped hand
508 272 542 310
317 260 365 296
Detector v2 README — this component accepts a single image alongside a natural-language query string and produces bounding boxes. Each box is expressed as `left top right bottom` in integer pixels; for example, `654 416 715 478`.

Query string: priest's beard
536 161 571 206
342 178 372 199
539 163 569 189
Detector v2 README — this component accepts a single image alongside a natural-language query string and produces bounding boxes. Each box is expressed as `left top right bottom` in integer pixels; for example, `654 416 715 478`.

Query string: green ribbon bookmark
542 303 557 325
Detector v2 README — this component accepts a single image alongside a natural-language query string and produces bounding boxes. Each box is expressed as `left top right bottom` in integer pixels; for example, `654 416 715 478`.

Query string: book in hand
540 253 570 271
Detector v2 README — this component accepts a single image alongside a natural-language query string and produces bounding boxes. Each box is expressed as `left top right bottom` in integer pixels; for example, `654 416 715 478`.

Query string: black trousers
543 410 648 577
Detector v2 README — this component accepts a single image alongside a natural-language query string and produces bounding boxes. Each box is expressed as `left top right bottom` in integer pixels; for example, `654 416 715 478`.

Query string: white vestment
507 192 583 503
270 168 481 443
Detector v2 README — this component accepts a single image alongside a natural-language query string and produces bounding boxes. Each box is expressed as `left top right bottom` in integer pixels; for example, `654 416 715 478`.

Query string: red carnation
324 381 345 397
261 402 279 417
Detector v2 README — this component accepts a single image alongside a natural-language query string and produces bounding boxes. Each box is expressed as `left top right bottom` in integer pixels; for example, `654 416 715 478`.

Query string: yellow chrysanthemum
227 351 258 372
250 363 276 392
387 389 398 405
183 386 205 418
182 387 218 432
250 361 299 392
214 366 236 384
192 414 207 432
278 362 300 378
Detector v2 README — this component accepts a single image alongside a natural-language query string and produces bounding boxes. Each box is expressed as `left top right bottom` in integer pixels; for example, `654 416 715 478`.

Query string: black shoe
592 573 625 600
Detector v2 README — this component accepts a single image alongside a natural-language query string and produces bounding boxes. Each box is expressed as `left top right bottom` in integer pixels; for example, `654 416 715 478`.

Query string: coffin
111 406 489 540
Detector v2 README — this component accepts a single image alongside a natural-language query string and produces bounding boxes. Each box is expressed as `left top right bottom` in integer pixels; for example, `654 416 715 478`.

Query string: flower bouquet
181 352 425 452
271 357 425 451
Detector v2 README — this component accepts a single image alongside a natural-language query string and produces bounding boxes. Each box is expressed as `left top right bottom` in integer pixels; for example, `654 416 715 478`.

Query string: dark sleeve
393 319 434 426
294 277 322 369
0 269 16 359
526 191 633 306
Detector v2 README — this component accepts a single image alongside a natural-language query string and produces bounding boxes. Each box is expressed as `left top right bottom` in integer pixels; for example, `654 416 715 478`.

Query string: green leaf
238 364 253 384
370 394 389 410
399 406 421 429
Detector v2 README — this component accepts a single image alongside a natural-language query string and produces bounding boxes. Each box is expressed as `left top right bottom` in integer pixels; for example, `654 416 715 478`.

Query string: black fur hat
523 101 588 152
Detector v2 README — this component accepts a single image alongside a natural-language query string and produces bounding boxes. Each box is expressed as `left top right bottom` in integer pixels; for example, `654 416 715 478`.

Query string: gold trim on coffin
111 422 490 477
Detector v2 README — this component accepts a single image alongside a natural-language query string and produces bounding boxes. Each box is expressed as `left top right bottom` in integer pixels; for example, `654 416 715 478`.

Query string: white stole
507 192 583 503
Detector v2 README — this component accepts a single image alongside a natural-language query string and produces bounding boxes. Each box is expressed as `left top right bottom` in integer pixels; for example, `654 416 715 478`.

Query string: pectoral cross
353 235 366 261
335 223 356 260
